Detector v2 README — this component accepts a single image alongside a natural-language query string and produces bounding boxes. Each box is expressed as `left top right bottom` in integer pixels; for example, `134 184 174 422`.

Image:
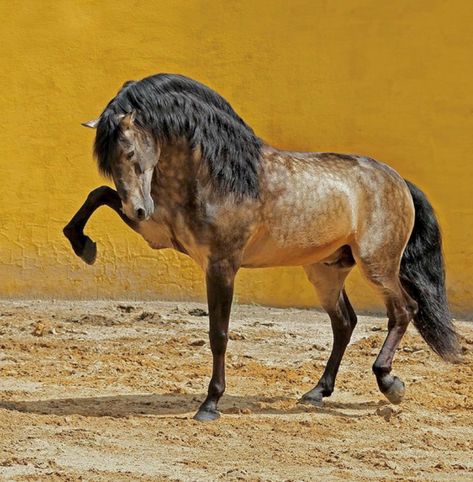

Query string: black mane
94 74 262 198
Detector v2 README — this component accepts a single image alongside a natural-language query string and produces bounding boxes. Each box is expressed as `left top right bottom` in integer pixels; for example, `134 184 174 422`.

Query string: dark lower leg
63 186 136 264
373 294 413 404
194 259 236 421
301 291 357 406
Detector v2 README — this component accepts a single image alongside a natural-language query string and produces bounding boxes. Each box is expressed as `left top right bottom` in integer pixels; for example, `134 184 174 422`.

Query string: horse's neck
152 140 198 208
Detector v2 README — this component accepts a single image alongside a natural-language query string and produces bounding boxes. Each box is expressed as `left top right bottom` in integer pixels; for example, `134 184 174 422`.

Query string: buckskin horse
64 74 460 421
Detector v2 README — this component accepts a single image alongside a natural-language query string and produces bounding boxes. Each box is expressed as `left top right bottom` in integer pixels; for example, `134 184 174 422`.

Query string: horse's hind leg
301 263 357 406
354 253 418 404
374 282 417 404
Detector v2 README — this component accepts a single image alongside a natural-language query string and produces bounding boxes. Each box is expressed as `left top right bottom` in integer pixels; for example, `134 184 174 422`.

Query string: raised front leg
63 186 137 264
194 258 237 422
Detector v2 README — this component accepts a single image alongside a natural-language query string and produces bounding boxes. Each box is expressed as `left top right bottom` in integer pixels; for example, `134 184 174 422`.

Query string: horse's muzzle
122 198 154 222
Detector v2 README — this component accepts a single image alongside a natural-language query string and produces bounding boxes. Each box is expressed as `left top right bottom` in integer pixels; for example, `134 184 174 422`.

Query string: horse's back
255 150 414 265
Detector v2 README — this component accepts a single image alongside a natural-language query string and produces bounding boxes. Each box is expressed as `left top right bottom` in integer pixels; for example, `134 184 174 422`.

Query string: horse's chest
138 214 210 269
138 220 173 250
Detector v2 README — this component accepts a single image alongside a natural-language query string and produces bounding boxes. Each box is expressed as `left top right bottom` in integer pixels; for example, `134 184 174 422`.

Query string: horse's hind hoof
299 390 324 407
193 408 220 422
80 237 97 265
383 376 405 405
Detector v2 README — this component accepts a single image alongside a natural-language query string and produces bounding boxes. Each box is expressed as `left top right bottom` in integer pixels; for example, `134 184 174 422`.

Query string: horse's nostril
136 208 145 220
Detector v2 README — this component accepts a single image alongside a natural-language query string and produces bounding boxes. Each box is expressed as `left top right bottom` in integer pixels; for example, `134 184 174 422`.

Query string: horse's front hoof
382 376 405 405
193 408 220 422
80 237 97 265
299 390 324 407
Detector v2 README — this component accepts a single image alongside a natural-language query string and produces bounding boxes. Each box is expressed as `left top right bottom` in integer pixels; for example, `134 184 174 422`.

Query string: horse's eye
126 150 134 160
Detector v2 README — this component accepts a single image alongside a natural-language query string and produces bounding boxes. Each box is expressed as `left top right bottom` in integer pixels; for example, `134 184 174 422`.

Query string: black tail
400 180 460 361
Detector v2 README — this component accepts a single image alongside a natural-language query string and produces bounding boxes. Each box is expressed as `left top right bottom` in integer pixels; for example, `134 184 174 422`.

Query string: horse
64 73 460 421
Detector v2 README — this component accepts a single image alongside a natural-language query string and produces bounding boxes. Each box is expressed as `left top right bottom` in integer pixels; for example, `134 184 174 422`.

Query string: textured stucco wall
0 1 472 314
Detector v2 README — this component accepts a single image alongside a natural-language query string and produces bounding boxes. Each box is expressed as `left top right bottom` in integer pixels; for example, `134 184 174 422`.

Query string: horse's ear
118 111 136 130
81 118 99 129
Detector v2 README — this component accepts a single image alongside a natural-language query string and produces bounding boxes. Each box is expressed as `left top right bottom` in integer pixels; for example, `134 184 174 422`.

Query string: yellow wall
1 1 472 314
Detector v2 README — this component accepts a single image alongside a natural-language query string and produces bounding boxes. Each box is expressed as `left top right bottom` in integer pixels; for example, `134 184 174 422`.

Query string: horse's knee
326 310 352 351
209 329 228 355
348 311 358 330
328 298 357 342
87 185 111 203
342 295 357 329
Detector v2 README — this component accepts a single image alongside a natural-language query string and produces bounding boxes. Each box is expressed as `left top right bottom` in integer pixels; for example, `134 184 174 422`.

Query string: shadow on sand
0 393 382 419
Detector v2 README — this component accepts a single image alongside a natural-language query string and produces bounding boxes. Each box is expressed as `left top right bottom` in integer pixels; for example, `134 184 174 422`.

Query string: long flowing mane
94 74 263 198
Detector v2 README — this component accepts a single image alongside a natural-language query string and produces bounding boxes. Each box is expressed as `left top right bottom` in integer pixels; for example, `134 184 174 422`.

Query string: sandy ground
0 300 472 481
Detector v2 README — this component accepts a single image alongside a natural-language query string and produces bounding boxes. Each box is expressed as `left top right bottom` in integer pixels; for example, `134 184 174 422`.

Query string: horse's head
83 112 159 222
